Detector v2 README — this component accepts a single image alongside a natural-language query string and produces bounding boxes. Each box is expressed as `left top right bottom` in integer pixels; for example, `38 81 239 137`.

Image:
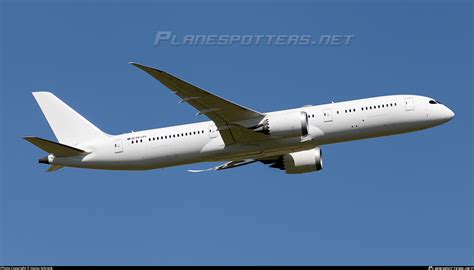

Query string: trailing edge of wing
23 136 87 157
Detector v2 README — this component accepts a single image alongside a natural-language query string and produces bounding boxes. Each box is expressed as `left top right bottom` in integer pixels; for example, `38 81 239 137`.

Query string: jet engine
270 147 323 174
252 111 308 138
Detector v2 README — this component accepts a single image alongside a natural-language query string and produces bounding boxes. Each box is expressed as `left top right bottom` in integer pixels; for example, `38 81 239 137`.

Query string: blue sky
1 0 472 266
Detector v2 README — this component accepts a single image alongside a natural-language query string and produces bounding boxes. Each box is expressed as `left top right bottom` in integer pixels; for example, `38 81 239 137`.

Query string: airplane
24 62 455 173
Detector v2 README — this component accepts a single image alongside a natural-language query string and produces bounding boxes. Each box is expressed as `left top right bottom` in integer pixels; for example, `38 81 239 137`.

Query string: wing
130 62 266 145
187 156 284 173
188 159 257 172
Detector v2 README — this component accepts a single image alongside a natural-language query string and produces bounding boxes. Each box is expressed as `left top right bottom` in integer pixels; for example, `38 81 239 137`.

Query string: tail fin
32 92 107 146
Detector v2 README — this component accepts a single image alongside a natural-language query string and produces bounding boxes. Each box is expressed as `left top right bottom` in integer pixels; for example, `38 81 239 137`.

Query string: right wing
187 156 285 173
131 62 267 145
188 159 257 172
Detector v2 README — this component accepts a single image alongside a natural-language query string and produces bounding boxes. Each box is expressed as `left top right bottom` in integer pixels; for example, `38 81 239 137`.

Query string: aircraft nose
445 106 455 121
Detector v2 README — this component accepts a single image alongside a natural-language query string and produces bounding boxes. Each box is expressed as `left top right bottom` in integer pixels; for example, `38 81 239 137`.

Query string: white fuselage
51 95 454 170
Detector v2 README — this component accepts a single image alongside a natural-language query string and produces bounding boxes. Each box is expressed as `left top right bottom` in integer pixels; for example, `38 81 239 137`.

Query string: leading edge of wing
129 62 265 123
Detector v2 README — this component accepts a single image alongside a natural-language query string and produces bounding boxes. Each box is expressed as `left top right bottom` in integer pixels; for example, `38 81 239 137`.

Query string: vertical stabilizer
32 92 107 146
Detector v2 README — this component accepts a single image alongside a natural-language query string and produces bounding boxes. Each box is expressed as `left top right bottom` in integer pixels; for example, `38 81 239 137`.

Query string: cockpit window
429 100 437 104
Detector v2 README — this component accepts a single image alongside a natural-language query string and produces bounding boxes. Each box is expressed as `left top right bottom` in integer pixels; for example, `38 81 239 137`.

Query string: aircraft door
209 125 218 138
114 139 123 153
323 108 333 122
405 97 415 111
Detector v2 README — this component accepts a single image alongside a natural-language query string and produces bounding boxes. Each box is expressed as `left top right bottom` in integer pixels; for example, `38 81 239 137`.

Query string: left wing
130 62 267 145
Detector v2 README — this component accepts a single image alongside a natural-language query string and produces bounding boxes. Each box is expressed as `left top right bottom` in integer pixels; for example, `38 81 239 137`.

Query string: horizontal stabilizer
47 165 64 172
23 136 87 157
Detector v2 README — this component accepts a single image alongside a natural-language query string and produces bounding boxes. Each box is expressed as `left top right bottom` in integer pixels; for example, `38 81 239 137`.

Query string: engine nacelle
253 111 308 138
283 147 323 174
